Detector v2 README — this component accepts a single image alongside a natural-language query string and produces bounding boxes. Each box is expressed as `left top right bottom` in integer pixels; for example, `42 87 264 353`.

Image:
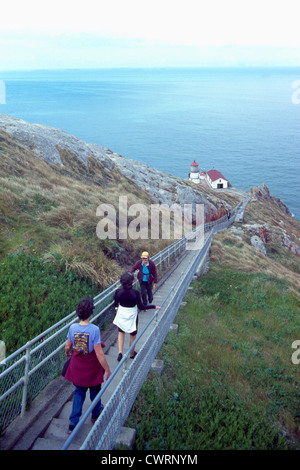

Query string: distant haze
1 0 300 70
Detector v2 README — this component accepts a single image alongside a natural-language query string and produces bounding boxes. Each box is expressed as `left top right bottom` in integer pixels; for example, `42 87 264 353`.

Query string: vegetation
211 196 300 288
0 252 99 354
125 188 300 450
126 265 300 449
1 129 300 448
0 130 168 354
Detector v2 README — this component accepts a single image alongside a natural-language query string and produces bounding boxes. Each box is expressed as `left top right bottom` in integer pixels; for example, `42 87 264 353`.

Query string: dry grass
1 128 299 293
0 129 171 288
246 199 300 243
42 241 121 289
210 227 300 295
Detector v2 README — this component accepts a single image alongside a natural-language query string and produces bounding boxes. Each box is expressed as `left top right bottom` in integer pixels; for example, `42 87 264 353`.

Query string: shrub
0 253 98 355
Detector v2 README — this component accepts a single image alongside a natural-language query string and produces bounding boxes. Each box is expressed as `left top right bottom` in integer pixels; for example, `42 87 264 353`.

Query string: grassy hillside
0 127 238 354
0 129 156 270
126 264 300 450
125 202 300 450
1 127 299 448
0 129 169 353
210 197 300 292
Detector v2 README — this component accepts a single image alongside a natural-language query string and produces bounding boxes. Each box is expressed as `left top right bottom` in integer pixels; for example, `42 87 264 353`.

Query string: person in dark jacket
130 251 157 305
114 271 160 362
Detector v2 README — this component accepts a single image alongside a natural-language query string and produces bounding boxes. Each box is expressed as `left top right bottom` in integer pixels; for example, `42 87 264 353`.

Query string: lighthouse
189 160 200 184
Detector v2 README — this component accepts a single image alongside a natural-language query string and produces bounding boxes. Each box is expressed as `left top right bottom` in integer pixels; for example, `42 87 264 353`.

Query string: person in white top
113 272 160 362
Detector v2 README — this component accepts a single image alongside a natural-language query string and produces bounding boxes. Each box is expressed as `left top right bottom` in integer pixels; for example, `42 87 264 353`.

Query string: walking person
64 296 111 434
113 271 160 362
130 251 157 305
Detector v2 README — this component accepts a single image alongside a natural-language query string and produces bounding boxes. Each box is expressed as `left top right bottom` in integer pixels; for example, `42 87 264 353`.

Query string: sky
1 0 300 70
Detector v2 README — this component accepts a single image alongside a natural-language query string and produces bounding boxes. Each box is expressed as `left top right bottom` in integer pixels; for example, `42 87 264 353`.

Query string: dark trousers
140 281 153 305
70 384 103 426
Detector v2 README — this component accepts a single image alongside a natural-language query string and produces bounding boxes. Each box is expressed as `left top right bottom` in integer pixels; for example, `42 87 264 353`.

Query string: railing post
21 342 31 417
122 359 129 375
155 306 159 324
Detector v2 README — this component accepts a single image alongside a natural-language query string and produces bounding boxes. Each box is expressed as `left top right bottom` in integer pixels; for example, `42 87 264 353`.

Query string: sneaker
117 352 123 362
67 424 76 435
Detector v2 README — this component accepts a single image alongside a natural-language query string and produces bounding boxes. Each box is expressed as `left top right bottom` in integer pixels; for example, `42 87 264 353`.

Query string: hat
141 251 149 258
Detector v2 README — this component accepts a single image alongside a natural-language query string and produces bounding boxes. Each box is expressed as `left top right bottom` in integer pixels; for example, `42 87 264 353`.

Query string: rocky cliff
0 113 299 280
0 114 239 222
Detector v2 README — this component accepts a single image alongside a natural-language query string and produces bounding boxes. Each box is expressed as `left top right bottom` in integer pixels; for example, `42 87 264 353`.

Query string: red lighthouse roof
190 160 198 166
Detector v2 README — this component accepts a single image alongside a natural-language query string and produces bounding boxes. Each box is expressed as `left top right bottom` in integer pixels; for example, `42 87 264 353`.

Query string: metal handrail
0 200 243 433
62 215 237 450
0 229 187 429
62 233 213 450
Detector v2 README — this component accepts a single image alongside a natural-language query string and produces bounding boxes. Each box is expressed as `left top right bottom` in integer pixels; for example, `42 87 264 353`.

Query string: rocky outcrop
230 222 300 257
250 235 267 256
281 233 300 255
251 183 292 216
0 114 233 223
0 113 114 170
244 223 271 243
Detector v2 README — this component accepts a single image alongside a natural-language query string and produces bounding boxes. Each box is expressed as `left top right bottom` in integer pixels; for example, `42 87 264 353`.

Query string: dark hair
120 271 134 290
76 296 95 321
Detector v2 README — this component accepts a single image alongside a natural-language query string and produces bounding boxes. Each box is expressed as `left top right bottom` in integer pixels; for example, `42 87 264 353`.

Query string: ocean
1 67 299 220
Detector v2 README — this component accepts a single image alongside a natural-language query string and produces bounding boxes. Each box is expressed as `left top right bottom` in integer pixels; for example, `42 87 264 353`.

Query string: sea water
1 67 299 219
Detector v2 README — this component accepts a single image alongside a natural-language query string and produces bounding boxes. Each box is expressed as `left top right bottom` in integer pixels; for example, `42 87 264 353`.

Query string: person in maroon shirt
64 297 111 434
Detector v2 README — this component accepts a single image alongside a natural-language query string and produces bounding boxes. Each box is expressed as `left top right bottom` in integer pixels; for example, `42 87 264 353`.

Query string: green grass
0 252 98 355
126 264 300 450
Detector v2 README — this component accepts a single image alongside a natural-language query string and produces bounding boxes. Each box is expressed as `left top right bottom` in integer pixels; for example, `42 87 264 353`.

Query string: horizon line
2 64 300 73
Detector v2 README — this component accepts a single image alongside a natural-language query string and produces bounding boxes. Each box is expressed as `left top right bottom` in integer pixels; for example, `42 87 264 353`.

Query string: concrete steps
28 309 173 448
3 248 198 450
28 275 186 450
0 207 246 451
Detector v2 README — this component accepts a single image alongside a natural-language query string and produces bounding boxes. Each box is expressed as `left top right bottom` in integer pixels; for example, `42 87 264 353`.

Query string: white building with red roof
206 169 229 189
188 161 229 189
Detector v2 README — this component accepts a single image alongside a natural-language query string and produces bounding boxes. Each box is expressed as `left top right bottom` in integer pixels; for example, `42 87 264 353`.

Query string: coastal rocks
0 114 234 222
281 233 300 255
229 224 268 256
251 183 292 216
230 222 300 257
0 114 114 171
244 223 271 243
110 155 230 223
250 235 267 256
108 153 176 206
205 205 228 223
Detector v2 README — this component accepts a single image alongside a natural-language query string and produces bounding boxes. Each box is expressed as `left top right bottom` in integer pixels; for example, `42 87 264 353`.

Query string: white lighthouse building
189 160 200 184
188 161 229 189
